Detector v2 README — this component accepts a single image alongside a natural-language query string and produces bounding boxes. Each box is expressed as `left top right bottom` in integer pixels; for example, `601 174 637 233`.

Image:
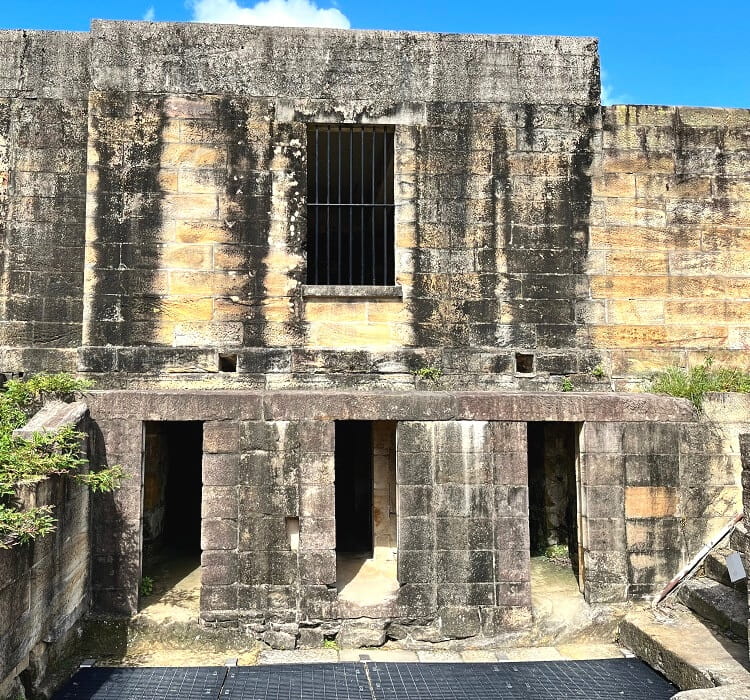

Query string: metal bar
314 127 319 283
360 128 364 284
383 129 387 284
337 128 341 284
326 125 330 285
371 127 375 284
349 127 353 285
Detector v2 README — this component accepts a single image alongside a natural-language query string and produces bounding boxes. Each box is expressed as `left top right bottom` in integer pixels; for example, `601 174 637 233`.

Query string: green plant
0 373 124 549
560 377 574 392
591 364 606 379
323 638 340 650
648 357 750 410
139 576 155 597
413 366 443 383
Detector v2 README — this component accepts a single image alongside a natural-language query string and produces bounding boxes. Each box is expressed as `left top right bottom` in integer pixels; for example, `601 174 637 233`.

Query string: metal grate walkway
53 659 677 699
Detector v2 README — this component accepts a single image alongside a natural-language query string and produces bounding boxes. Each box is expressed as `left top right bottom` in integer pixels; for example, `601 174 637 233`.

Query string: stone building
0 20 749 646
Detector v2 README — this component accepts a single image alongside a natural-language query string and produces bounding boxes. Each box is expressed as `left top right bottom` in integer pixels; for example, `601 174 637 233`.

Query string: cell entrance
141 421 203 614
335 421 398 608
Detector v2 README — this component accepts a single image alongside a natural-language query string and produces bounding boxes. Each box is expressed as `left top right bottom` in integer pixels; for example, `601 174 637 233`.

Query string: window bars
306 125 395 285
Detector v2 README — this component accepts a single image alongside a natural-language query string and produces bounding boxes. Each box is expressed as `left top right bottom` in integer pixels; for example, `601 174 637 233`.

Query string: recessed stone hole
515 352 534 373
286 517 300 551
219 353 238 372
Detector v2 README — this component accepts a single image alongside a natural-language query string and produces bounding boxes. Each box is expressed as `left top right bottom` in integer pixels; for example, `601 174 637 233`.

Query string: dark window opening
335 421 373 555
528 422 581 583
219 353 238 372
142 421 203 599
306 125 395 286
515 352 535 374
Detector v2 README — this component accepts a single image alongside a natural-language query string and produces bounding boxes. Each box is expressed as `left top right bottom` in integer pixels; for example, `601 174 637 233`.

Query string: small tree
0 373 124 548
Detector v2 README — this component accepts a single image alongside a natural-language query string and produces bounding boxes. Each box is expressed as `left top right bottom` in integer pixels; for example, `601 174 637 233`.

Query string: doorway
141 421 203 614
335 421 398 608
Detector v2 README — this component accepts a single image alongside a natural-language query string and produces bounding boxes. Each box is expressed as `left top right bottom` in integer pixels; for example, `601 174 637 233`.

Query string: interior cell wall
373 421 397 561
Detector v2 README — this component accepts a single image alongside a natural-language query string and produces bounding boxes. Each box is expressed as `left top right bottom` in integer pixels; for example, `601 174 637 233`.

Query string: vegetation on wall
0 373 124 548
648 358 750 410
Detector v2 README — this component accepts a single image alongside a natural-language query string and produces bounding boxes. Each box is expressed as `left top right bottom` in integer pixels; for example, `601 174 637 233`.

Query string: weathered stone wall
86 389 702 644
0 31 90 375
591 106 750 388
0 404 90 699
72 21 601 389
1 22 749 388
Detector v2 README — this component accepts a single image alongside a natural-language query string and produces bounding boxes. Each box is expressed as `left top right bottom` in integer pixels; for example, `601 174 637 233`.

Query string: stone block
396 452 434 485
201 486 238 519
492 453 527 485
201 518 238 551
298 518 336 550
439 606 480 638
299 550 336 586
494 485 528 518
203 421 240 454
202 453 239 486
200 585 238 611
297 626 324 648
398 486 434 517
495 550 530 583
239 516 287 551
399 517 433 551
480 605 532 634
584 486 625 519
299 453 334 484
625 486 678 519
338 618 388 648
201 550 238 586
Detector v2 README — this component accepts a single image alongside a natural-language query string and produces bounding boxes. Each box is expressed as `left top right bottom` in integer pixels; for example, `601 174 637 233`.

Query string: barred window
306 125 395 285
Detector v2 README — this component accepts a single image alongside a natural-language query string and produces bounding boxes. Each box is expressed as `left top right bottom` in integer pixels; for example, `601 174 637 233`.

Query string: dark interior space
142 421 203 570
335 421 373 555
528 422 580 578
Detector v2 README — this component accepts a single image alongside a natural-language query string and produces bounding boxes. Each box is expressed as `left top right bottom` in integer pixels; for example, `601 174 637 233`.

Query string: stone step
678 577 748 640
619 604 750 694
703 549 747 594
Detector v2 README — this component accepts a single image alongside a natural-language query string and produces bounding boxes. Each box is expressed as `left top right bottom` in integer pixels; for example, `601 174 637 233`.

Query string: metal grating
53 658 677 700
52 667 227 700
221 663 371 699
367 660 677 700
306 125 395 286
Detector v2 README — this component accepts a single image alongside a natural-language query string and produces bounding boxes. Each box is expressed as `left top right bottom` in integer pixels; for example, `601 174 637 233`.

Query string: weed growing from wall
648 357 750 410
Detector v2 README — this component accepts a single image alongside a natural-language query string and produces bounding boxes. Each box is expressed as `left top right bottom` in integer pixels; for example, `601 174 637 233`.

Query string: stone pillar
396 420 530 639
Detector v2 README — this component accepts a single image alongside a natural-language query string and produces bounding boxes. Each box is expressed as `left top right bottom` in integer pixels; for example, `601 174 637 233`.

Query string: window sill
302 285 403 300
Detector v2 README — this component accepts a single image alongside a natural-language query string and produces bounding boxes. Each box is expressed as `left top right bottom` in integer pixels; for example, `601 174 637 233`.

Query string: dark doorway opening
141 421 203 610
527 422 580 581
335 421 373 555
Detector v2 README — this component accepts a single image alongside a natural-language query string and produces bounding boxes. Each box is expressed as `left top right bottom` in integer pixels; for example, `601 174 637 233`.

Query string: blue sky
1 0 748 108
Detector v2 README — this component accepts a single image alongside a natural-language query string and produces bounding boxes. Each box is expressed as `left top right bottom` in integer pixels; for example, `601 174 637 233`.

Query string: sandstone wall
0 31 90 375
591 105 750 388
86 389 697 644
0 405 90 699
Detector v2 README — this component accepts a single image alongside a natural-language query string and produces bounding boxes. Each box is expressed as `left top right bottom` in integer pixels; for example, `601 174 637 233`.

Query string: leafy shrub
0 373 123 548
413 366 443 383
560 377 574 392
648 357 750 410
139 576 155 597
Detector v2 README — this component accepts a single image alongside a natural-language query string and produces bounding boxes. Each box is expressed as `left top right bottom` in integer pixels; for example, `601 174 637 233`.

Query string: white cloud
143 6 156 21
601 68 628 106
190 0 350 28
